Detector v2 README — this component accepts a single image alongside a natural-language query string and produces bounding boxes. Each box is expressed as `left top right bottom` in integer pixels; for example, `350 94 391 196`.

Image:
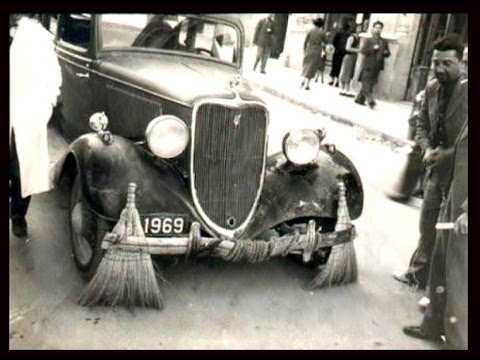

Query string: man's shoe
12 216 28 238
354 99 365 106
387 193 410 203
393 273 426 289
368 101 377 109
261 71 266 74
412 188 424 199
403 326 444 344
393 273 417 286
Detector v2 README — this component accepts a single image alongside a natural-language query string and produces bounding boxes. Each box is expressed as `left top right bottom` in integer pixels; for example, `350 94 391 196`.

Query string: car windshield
100 14 240 65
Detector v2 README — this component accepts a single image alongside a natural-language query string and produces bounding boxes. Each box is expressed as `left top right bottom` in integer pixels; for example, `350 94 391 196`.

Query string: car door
55 14 95 139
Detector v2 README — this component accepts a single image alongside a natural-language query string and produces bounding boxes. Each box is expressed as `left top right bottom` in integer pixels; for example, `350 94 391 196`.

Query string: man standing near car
253 14 276 74
393 34 467 290
354 20 390 109
10 14 62 237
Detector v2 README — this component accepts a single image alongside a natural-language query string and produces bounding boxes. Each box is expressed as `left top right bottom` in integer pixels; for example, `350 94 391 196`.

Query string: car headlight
145 115 189 158
282 129 321 165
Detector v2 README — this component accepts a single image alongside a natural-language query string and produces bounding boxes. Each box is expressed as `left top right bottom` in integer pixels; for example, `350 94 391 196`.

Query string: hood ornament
227 75 242 96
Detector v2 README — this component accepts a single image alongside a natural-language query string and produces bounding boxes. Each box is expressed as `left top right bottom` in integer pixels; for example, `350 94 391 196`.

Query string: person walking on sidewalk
253 14 276 74
354 20 390 109
339 23 361 97
301 17 326 90
329 20 351 87
403 118 467 349
10 14 62 237
393 34 468 290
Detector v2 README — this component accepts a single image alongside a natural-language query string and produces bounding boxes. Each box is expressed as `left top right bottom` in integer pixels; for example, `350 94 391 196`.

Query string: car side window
58 14 91 51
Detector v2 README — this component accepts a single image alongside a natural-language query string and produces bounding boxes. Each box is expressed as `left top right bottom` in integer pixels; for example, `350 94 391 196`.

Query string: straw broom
309 181 358 289
78 183 164 309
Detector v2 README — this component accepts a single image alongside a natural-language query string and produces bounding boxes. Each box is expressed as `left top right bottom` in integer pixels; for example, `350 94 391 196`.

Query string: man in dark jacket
403 119 467 349
394 34 468 290
253 14 275 74
354 20 390 109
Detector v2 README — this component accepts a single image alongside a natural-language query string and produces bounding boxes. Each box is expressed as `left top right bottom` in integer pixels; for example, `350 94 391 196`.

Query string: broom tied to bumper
309 181 358 289
78 183 164 309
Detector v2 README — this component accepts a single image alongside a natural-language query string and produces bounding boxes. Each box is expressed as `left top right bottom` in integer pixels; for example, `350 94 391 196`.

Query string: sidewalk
242 47 413 147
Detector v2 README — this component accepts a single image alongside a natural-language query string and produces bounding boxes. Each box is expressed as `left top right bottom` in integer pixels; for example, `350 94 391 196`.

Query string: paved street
9 90 437 350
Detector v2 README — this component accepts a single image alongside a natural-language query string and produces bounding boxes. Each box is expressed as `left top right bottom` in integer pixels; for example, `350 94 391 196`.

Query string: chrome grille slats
191 99 268 239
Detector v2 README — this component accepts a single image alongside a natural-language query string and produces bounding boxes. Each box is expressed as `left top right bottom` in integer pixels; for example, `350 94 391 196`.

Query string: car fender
54 133 202 226
242 148 363 239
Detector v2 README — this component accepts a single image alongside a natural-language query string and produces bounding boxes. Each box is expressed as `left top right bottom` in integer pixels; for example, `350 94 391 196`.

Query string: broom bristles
309 181 358 289
78 183 164 309
308 241 357 289
78 249 164 309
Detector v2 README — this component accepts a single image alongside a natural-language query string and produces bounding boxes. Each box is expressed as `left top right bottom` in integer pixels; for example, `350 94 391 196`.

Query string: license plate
140 215 187 236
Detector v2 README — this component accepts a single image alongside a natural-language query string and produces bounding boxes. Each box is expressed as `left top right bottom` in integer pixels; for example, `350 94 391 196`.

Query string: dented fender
242 148 363 239
53 133 204 227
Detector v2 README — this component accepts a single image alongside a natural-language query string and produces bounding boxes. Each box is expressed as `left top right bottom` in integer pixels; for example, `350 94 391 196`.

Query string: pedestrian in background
354 20 390 109
393 34 468 290
403 118 467 349
329 20 351 87
10 14 62 237
313 50 327 84
301 17 326 91
339 23 361 97
253 14 276 74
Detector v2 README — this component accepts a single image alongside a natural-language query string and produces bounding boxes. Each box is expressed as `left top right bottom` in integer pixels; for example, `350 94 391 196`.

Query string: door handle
76 72 89 79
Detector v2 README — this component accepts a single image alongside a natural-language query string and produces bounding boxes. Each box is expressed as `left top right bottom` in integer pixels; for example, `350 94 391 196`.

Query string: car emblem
233 113 241 128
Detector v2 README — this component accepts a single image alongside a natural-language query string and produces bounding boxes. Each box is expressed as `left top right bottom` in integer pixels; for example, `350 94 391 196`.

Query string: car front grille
192 101 268 237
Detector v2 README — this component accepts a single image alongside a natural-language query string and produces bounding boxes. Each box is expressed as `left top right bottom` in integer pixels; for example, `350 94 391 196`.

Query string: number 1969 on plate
141 215 186 236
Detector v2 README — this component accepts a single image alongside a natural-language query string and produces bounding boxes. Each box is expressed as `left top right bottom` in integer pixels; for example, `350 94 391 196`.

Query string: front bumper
102 221 356 263
101 182 356 264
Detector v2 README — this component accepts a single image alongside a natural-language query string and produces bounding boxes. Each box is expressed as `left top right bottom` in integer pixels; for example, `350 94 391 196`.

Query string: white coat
10 18 62 198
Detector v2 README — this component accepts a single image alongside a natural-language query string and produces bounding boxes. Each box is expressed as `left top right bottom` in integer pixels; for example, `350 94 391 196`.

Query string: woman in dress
339 24 361 97
301 17 326 90
329 22 351 87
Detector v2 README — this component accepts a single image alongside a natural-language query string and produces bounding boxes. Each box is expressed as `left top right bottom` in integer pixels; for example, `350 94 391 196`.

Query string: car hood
97 51 257 106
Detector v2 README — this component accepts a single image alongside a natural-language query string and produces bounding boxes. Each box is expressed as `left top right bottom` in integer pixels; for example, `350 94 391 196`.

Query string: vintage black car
46 14 363 292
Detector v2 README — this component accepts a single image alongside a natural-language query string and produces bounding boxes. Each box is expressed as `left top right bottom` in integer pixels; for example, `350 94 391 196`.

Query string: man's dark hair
432 34 464 60
313 17 324 28
372 20 384 29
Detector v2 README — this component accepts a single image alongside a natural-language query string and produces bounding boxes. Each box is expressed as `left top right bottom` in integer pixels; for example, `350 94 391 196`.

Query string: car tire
69 174 107 280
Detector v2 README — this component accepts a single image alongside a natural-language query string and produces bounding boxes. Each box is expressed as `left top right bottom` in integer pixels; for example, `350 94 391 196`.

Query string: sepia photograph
9 12 468 350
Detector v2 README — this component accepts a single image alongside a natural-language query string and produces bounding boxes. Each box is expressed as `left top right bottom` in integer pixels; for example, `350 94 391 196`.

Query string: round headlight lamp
282 129 321 165
145 115 189 158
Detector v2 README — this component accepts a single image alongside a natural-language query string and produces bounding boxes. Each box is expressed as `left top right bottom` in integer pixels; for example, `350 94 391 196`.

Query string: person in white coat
10 14 62 237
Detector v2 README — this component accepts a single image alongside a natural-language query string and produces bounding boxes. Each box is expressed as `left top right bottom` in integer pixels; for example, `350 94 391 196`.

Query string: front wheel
69 175 108 279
